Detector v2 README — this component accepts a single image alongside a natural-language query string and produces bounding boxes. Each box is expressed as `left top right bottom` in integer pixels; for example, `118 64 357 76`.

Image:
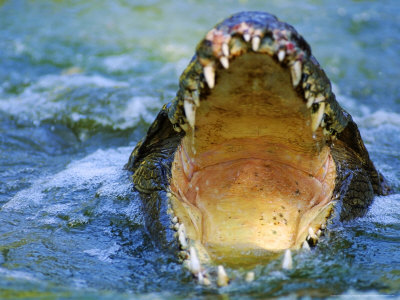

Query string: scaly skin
125 11 390 284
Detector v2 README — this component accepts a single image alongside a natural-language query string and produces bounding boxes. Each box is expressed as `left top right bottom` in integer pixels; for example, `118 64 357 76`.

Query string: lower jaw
169 147 336 264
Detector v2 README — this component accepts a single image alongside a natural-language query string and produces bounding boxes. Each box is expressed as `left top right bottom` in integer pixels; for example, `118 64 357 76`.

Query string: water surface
0 0 399 298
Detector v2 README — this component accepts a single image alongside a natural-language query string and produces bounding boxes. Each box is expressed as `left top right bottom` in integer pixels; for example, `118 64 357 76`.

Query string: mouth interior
170 53 336 263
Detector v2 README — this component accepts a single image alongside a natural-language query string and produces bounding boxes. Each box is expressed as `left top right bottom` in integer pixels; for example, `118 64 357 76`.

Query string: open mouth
168 12 338 272
126 11 389 286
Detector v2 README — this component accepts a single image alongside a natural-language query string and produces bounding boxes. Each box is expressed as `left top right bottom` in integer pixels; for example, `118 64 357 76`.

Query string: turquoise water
0 0 399 298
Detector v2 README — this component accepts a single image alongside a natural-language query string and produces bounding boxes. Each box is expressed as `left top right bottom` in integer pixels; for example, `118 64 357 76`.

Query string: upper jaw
167 11 350 141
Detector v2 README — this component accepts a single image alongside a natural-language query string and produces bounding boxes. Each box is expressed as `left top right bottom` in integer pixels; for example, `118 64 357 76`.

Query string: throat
170 142 336 260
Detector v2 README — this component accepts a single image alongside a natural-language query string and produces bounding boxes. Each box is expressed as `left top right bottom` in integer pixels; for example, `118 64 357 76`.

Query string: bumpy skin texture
125 11 389 243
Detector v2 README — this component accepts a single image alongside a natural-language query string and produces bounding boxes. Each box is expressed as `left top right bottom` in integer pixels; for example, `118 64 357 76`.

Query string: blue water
0 1 399 298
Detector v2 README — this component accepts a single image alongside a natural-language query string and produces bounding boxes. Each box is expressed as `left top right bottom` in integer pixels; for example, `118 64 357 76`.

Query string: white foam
118 95 160 128
360 194 400 225
0 267 39 282
358 110 400 128
83 242 120 263
2 147 133 216
102 54 140 73
35 73 129 90
0 74 128 124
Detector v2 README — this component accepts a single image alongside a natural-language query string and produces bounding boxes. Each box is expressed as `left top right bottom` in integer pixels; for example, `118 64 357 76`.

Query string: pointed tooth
302 240 311 251
308 226 318 241
315 93 325 103
245 271 255 282
278 49 286 62
311 102 326 132
290 61 302 87
192 90 200 107
183 100 196 129
252 36 261 51
197 272 204 284
308 227 315 236
321 224 326 230
220 56 229 69
217 265 229 286
282 249 293 270
203 65 215 89
178 223 188 249
243 32 251 42
189 247 201 274
172 216 178 224
222 43 229 57
306 95 315 108
178 228 188 249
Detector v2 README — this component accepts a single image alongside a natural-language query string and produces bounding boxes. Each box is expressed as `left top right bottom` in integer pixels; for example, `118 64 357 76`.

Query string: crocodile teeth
184 100 196 130
245 271 255 282
203 65 215 89
222 43 229 57
311 102 326 132
282 249 293 270
315 93 325 103
306 95 314 108
189 246 201 274
243 32 251 42
308 227 318 241
252 36 261 51
220 56 229 69
277 49 286 62
217 265 229 286
178 223 188 249
290 60 302 87
302 240 311 251
192 90 200 107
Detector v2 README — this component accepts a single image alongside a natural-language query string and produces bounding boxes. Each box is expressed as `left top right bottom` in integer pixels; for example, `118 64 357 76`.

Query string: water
0 0 399 298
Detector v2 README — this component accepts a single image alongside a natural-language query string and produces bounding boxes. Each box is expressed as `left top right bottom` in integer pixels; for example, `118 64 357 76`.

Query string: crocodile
125 11 389 285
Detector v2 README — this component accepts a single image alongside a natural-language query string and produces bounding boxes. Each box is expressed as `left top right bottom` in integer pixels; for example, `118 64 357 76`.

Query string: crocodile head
127 11 389 284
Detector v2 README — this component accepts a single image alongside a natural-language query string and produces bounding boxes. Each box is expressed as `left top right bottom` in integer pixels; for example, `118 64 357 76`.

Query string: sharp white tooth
282 249 293 270
306 95 315 108
189 247 201 274
278 49 286 62
203 65 215 89
178 224 188 249
192 90 200 107
220 56 229 69
183 100 196 130
252 36 261 51
202 277 211 286
222 43 229 57
302 240 311 251
308 227 318 241
217 265 229 286
243 32 251 42
245 271 255 282
172 216 178 224
311 102 326 132
317 229 322 237
178 229 188 249
315 94 325 102
290 60 302 87
321 224 326 230
197 272 204 284
308 227 315 236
